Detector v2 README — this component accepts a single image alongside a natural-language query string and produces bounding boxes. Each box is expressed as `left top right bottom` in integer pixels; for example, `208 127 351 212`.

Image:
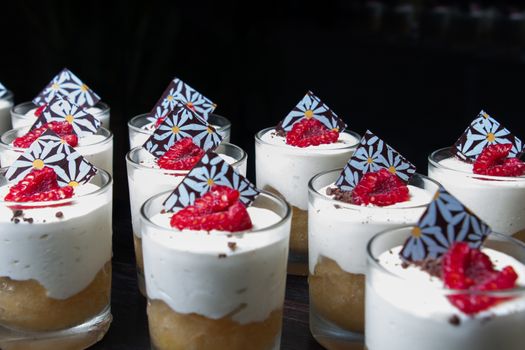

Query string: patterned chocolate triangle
0 82 7 98
144 105 222 157
163 150 259 212
31 95 101 137
5 130 97 187
400 187 491 262
276 91 347 133
335 130 416 191
455 110 524 161
32 68 101 107
147 77 216 124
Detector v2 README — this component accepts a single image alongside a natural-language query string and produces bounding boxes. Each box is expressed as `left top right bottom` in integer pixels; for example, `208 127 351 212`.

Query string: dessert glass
428 147 525 241
0 168 113 349
11 101 111 130
0 126 114 174
140 190 291 350
128 113 232 149
126 142 247 295
255 127 360 275
366 226 525 350
0 90 14 135
307 169 439 347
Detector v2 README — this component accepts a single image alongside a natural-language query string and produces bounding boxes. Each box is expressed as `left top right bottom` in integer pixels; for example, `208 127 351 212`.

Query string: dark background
2 1 525 349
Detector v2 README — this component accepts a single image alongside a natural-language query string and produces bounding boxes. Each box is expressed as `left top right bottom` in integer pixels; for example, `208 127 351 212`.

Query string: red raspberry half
442 242 518 315
154 116 165 128
34 104 47 117
473 143 525 177
157 137 205 171
352 168 409 206
285 118 339 147
14 121 79 148
170 185 253 232
4 167 74 203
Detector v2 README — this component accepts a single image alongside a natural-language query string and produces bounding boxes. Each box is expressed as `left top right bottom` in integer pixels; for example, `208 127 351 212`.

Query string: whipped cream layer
142 207 290 325
0 183 112 300
256 129 359 210
127 149 243 238
429 156 525 235
0 129 113 174
366 246 525 350
0 99 13 134
13 106 110 129
309 183 432 275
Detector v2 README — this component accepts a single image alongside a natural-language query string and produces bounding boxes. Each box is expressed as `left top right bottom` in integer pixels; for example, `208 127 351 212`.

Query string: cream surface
0 183 112 300
429 156 525 235
256 129 359 210
308 184 433 274
366 246 525 350
142 207 289 324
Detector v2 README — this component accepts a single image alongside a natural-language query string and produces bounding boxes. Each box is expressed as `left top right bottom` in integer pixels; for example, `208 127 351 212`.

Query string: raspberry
154 117 165 128
157 137 205 170
34 104 47 117
352 168 409 206
14 122 78 148
4 167 74 203
170 185 253 232
285 118 339 147
473 143 525 177
442 242 518 315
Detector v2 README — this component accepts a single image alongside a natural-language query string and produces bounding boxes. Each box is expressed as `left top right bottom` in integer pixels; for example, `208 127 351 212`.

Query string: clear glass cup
0 126 114 174
307 170 439 347
140 190 291 350
0 90 14 135
428 147 525 241
255 127 360 275
366 226 525 350
11 101 111 130
0 167 113 349
126 142 247 295
128 113 232 149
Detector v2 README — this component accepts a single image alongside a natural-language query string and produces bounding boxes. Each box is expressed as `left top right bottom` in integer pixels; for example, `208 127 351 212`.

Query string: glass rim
1 126 113 150
127 112 231 135
429 146 525 182
0 167 112 206
140 189 292 237
308 168 440 211
0 90 14 101
11 100 110 118
254 127 361 151
126 142 247 173
366 225 525 294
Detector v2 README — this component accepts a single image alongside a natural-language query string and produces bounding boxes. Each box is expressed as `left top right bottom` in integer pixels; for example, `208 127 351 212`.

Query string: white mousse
0 183 112 300
366 246 525 350
142 207 289 324
429 156 525 235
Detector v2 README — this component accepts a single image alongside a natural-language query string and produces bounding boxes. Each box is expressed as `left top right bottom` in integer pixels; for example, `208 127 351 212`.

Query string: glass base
310 306 364 350
0 306 111 350
287 251 308 276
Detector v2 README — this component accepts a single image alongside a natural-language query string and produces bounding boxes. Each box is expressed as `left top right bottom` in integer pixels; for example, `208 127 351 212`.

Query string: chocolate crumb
160 209 166 214
218 253 227 259
55 211 64 218
274 129 286 138
23 217 34 224
226 234 233 238
449 315 461 326
12 210 23 217
401 261 409 269
326 187 353 204
13 218 20 224
334 204 341 209
402 257 443 279
228 242 237 251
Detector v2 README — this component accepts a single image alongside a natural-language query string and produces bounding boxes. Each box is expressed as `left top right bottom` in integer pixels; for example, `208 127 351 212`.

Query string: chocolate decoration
5 130 97 187
400 186 490 262
32 95 101 137
144 105 222 158
335 130 416 191
163 150 259 212
32 68 101 107
455 110 524 160
276 91 347 133
0 82 7 98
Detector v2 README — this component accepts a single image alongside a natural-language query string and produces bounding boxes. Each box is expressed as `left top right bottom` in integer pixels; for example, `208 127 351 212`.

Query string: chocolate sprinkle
404 257 443 279
55 211 64 218
218 253 227 259
23 217 34 224
12 210 23 217
227 242 237 251
326 187 353 204
448 315 461 326
13 218 20 224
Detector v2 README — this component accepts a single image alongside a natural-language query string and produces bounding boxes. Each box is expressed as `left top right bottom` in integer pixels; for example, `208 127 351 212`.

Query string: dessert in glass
366 188 525 350
307 130 437 347
428 111 525 241
255 91 359 275
11 68 110 129
0 134 112 349
141 151 291 350
0 83 14 134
